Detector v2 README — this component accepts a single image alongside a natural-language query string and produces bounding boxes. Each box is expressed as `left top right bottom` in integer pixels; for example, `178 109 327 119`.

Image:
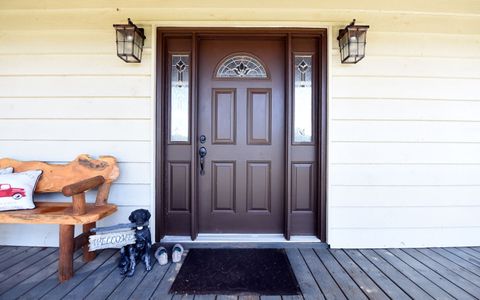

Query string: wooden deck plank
432 248 480 274
19 249 88 300
129 260 171 299
0 246 31 262
416 248 480 287
387 248 476 300
0 247 57 290
402 249 480 297
330 249 388 300
216 295 238 300
285 248 323 300
314 249 368 300
1 249 81 299
63 251 120 299
359 249 434 299
238 296 260 300
1 246 480 299
151 251 188 299
455 247 480 264
299 248 345 300
194 295 216 299
470 247 480 253
38 249 116 300
259 296 281 300
85 254 128 299
344 250 411 299
107 262 151 300
375 249 455 300
0 246 45 270
172 294 194 300
281 296 303 300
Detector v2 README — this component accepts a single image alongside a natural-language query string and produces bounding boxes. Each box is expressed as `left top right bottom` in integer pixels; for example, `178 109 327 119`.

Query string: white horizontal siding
0 0 479 248
0 9 154 247
330 11 480 247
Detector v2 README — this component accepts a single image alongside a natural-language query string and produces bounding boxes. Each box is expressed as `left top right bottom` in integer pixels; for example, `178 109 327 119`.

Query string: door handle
198 146 207 175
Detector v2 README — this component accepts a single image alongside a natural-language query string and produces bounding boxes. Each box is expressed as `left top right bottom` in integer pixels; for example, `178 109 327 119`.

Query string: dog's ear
145 210 151 220
128 211 136 223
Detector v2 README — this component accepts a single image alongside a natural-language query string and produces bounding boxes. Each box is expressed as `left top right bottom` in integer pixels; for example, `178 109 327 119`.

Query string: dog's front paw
126 269 135 277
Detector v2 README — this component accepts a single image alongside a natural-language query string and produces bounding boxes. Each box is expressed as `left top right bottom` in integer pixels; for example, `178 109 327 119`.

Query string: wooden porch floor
0 246 480 299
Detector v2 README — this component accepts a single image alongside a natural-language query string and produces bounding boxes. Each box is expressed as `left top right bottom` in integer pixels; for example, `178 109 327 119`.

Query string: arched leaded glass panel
215 54 268 79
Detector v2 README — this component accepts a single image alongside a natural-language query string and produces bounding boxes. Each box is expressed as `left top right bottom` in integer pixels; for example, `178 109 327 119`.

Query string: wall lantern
113 18 146 63
337 19 370 64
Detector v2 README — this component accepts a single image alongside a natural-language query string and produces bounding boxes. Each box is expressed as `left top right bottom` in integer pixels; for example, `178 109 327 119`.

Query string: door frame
155 28 327 242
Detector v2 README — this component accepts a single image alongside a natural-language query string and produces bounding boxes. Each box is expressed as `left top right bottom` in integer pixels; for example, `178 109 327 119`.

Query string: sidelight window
169 54 190 143
293 54 313 143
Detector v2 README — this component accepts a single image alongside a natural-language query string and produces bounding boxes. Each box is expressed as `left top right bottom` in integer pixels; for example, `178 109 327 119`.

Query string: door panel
212 89 236 144
198 38 285 233
247 89 272 145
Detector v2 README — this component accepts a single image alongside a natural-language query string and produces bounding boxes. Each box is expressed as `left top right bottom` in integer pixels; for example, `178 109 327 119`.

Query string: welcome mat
169 248 301 295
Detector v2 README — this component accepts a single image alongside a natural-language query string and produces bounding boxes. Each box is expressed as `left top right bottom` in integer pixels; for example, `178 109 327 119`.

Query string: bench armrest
62 176 105 197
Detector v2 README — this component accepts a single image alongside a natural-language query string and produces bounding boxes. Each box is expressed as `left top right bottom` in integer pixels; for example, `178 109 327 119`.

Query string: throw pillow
0 170 42 211
0 167 13 174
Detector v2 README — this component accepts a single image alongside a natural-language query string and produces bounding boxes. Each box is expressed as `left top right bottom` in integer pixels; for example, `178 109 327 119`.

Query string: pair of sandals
154 244 184 266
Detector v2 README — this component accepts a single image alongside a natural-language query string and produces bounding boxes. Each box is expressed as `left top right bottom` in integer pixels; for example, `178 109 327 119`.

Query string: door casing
155 28 328 242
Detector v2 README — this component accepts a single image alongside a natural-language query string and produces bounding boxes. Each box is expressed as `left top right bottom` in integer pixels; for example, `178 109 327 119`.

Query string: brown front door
197 38 285 233
157 29 327 241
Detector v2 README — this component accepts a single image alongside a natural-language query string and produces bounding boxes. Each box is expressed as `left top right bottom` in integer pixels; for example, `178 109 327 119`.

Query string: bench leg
59 224 74 282
83 222 96 262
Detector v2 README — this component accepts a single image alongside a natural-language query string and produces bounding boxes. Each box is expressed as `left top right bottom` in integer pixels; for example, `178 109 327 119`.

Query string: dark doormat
169 248 301 295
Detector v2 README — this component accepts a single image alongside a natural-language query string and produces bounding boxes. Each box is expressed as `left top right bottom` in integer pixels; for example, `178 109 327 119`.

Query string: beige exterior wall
0 1 479 247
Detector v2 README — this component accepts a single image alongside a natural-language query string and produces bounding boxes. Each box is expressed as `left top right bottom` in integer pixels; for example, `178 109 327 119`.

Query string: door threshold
163 234 320 243
160 234 327 249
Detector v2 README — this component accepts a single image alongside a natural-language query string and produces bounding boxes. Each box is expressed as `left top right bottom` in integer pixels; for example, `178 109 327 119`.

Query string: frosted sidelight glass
170 54 190 142
294 55 313 143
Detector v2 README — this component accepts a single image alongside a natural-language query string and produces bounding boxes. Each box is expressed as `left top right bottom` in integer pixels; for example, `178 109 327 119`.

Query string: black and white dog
119 209 153 277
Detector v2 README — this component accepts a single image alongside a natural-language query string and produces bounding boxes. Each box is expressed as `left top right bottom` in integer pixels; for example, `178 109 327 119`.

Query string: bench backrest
0 154 119 195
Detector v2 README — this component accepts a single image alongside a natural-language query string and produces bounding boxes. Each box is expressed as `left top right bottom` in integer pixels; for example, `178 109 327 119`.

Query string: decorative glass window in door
215 53 268 79
170 54 190 142
293 55 313 143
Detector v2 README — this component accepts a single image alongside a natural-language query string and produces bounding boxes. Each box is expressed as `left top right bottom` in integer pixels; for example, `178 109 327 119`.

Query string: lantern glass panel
114 21 145 63
338 23 369 64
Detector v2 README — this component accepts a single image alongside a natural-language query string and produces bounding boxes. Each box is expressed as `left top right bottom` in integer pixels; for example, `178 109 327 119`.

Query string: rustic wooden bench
0 154 119 281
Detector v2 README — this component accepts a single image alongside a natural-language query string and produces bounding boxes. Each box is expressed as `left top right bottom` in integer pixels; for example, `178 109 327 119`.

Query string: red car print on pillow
0 184 26 200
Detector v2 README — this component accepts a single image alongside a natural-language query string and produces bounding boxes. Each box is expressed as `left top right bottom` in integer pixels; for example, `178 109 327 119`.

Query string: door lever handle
198 146 207 175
